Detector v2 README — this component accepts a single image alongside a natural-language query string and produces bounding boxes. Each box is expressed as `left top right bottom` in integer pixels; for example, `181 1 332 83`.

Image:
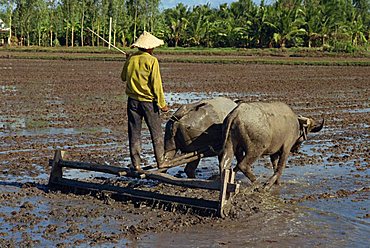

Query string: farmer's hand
161 105 169 112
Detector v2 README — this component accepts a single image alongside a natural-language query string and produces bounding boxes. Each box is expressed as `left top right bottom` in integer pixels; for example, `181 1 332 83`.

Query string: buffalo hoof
262 182 273 191
253 183 268 193
129 165 143 173
184 168 196 178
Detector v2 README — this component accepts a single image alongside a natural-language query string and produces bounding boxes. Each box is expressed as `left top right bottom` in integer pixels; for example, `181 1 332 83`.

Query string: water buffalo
219 101 324 190
164 97 237 178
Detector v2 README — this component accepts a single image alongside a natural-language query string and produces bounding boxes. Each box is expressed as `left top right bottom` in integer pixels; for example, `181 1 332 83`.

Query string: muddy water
133 128 369 247
0 58 369 246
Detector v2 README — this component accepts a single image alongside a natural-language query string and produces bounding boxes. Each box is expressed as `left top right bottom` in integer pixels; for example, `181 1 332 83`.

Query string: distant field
1 46 370 66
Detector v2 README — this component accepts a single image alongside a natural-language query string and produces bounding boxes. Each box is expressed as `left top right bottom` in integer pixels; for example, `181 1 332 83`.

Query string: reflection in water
0 116 26 129
165 91 263 105
0 85 17 92
64 169 113 180
343 107 370 113
0 126 112 137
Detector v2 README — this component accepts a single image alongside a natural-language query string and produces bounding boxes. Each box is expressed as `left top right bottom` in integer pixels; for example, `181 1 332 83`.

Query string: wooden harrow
48 149 240 217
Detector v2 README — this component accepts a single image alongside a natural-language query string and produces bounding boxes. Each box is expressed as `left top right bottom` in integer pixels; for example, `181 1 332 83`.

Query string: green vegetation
0 0 369 52
26 118 49 129
3 45 370 57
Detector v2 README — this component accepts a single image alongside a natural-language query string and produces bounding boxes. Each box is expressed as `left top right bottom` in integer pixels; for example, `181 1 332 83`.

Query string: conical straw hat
130 31 164 49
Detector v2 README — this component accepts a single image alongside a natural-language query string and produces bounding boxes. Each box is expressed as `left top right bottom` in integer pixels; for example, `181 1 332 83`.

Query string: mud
0 54 369 247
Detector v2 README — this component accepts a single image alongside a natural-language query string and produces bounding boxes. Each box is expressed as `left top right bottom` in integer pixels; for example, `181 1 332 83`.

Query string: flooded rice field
0 56 369 247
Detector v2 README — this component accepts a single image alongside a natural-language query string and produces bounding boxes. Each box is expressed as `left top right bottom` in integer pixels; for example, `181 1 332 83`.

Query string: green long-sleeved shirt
121 51 166 108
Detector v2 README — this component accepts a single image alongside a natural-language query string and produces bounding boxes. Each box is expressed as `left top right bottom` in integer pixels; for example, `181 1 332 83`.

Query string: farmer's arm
150 59 167 109
121 59 129 82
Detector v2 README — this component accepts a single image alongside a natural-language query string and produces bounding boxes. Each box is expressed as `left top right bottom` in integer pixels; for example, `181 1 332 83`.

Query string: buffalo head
291 116 324 153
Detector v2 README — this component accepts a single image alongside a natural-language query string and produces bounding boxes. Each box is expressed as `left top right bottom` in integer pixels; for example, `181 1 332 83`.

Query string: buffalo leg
265 151 289 190
184 159 200 178
233 146 244 173
237 154 258 183
270 153 280 185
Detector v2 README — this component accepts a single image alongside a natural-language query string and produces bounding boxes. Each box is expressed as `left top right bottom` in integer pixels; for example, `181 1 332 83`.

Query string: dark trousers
127 97 164 168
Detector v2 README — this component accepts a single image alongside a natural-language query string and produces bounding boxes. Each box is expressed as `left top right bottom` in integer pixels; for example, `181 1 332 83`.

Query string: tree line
0 0 369 51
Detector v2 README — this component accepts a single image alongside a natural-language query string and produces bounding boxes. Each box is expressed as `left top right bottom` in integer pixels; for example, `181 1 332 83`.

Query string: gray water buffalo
220 101 324 190
164 97 237 178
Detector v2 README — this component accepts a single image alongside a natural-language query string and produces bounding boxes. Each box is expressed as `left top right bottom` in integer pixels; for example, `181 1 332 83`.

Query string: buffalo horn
311 119 325 132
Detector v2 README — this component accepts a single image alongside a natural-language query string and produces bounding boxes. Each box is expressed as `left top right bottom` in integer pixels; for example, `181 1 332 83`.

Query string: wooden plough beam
48 150 240 217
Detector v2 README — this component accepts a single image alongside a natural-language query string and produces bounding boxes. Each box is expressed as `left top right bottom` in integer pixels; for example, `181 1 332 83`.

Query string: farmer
121 31 169 171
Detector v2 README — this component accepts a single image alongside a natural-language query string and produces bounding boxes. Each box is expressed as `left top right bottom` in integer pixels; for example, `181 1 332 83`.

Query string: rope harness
299 125 308 141
297 115 311 141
